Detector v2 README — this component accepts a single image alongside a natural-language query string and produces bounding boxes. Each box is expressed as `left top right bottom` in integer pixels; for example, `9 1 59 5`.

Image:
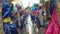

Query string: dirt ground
0 4 5 34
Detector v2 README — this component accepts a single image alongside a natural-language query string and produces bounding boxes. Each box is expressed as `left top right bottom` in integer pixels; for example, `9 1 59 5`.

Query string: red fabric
17 6 21 9
22 10 27 16
44 6 59 34
13 11 18 16
31 10 38 15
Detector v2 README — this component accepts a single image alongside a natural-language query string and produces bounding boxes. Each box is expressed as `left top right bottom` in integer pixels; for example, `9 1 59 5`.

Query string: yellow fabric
18 15 21 18
3 17 12 23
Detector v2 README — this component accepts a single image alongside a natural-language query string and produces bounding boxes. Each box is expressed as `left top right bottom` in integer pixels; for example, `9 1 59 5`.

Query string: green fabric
30 4 38 11
13 6 17 12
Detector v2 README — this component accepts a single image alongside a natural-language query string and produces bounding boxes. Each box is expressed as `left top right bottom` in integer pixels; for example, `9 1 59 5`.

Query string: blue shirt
2 1 12 19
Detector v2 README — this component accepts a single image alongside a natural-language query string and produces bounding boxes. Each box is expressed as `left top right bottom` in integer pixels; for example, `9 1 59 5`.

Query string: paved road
19 26 45 34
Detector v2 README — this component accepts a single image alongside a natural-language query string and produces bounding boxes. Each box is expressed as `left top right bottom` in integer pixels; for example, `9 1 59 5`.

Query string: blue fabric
3 22 18 34
36 16 41 27
13 16 19 28
2 0 12 19
41 9 45 16
19 10 22 16
9 23 18 34
13 16 18 28
31 15 35 21
50 0 55 16
13 14 28 29
20 14 28 29
3 23 10 34
23 14 28 21
20 19 25 29
2 0 8 9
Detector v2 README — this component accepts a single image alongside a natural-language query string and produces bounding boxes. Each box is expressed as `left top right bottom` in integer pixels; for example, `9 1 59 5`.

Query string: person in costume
30 4 41 34
2 0 12 34
30 4 39 26
2 0 18 34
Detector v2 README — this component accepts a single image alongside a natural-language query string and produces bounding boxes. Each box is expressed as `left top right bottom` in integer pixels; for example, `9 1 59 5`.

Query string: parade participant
21 9 29 34
16 4 21 27
12 4 28 34
41 9 48 27
34 16 40 34
2 0 12 34
17 4 29 34
2 0 18 34
30 4 39 25
38 3 45 34
39 3 44 26
30 4 40 34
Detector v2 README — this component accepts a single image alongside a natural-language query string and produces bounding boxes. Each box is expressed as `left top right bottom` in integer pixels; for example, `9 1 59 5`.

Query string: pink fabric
52 6 59 27
44 6 59 34
44 19 54 34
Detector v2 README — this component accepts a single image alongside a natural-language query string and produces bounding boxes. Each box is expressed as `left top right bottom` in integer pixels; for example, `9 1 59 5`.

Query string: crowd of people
2 0 60 34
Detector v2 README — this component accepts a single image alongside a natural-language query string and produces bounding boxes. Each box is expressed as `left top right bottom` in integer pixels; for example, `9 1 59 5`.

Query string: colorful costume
2 0 18 34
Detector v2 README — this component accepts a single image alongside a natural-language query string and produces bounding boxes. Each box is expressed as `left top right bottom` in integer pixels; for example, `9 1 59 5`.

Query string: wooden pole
17 7 21 34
